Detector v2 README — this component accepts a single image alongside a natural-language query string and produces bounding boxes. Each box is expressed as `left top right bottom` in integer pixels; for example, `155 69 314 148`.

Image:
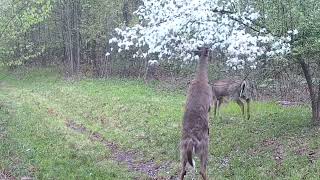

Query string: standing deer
211 78 250 120
180 47 212 180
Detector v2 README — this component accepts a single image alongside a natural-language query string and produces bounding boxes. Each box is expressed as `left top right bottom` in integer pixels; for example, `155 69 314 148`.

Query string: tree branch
0 4 25 40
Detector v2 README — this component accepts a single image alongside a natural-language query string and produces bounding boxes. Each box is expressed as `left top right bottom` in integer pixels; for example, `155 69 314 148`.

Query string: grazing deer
211 79 250 120
180 47 212 180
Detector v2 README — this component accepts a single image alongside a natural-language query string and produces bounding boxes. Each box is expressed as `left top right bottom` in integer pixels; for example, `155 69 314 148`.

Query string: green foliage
252 0 320 57
16 0 52 30
81 0 123 41
0 0 143 75
0 0 53 65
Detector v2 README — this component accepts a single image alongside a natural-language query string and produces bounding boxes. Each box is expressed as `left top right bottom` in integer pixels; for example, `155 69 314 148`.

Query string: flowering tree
107 0 296 69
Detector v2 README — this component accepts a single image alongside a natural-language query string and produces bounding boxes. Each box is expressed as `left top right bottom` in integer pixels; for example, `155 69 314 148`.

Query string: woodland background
1 0 319 105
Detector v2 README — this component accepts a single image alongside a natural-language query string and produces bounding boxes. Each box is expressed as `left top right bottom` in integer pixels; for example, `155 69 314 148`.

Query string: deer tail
186 141 194 167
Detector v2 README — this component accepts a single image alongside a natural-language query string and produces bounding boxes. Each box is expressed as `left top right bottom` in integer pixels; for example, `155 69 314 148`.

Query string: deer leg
180 155 187 180
214 98 221 117
199 143 208 180
246 97 250 120
236 99 245 117
213 99 217 116
216 98 223 118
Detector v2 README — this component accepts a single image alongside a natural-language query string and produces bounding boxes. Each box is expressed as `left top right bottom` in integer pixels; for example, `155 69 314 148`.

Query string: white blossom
250 64 257 69
148 60 159 65
107 0 294 68
109 38 118 43
285 36 292 42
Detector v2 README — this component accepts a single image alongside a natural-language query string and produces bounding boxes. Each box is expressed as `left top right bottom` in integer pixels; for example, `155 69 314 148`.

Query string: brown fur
180 47 212 180
212 78 250 120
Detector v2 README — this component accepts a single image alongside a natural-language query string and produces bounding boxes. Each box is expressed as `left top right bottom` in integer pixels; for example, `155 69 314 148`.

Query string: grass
0 67 320 179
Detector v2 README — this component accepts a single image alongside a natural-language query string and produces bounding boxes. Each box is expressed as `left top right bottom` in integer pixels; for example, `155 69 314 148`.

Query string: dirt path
65 120 176 179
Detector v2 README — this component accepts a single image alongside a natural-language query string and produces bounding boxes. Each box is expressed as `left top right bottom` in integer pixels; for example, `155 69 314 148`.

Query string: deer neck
195 54 209 83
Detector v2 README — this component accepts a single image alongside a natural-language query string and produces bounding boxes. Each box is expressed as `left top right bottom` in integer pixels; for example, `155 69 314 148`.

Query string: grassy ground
0 67 320 179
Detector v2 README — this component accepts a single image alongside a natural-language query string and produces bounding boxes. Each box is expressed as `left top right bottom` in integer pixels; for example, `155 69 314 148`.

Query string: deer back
212 79 244 100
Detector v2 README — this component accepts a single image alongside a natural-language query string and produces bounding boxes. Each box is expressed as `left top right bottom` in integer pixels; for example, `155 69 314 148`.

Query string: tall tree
252 0 320 124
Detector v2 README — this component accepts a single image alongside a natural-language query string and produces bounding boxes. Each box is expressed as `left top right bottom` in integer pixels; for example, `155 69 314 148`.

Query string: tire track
65 119 176 179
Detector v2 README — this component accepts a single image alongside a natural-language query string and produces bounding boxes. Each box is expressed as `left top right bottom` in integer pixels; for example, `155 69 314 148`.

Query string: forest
0 0 320 179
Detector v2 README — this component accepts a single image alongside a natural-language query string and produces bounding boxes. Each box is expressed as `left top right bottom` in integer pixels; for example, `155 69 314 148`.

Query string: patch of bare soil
248 139 285 165
250 137 320 166
306 150 320 163
292 141 320 163
261 139 285 165
277 101 302 107
0 169 16 180
65 120 176 179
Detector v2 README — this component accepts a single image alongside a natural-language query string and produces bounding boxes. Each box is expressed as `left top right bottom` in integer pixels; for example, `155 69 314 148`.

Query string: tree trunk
316 63 320 123
317 81 320 123
298 56 319 125
122 0 130 26
67 0 74 76
75 0 81 75
91 40 98 77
